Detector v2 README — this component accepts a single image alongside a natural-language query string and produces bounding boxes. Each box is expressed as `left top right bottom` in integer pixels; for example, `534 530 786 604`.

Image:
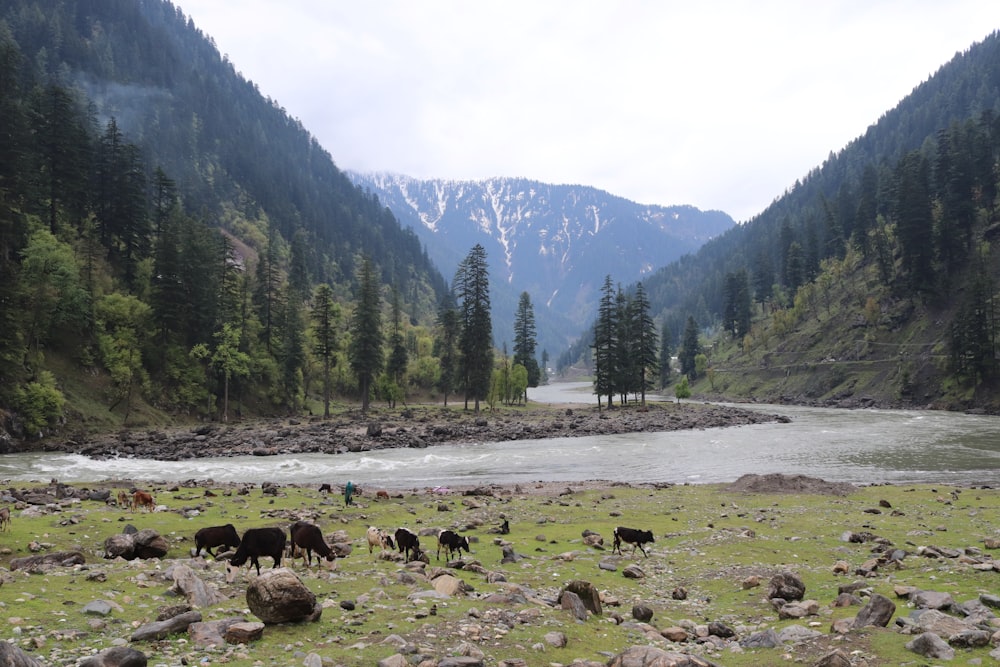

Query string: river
2 383 999 488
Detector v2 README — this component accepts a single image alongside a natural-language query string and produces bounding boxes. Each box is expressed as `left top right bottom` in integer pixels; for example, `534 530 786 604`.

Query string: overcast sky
178 2 1000 223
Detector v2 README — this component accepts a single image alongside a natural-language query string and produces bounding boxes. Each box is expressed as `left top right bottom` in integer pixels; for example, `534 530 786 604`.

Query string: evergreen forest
4 1 1000 446
562 31 1000 411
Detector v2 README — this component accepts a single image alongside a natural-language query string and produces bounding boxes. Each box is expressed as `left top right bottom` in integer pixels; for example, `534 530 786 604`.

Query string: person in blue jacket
344 480 355 506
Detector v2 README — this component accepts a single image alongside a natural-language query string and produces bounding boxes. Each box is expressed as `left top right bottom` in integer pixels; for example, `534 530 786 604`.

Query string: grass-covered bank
1 477 999 666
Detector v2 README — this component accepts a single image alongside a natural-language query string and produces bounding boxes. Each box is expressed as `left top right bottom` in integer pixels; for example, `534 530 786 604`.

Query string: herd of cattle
93 486 657 577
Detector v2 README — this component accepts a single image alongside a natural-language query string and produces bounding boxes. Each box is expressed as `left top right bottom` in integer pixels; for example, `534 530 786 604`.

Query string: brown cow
132 490 155 513
116 490 130 509
0 506 10 531
376 490 390 500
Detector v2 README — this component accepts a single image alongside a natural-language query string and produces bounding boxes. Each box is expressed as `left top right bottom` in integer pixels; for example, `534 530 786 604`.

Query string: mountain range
349 172 734 354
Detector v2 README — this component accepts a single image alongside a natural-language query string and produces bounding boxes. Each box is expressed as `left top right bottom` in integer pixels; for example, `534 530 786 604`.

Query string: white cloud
179 1 1000 221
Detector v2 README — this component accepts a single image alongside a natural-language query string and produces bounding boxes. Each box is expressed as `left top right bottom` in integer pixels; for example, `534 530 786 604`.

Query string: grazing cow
289 521 336 567
131 490 155 513
227 526 286 575
194 524 241 558
318 483 333 493
612 526 655 557
366 526 395 554
436 529 470 561
394 527 422 561
376 490 390 501
116 490 130 509
0 506 10 532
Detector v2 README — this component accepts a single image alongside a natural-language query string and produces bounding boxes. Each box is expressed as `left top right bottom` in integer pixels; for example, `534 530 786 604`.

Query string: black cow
612 526 654 557
228 526 286 575
194 524 241 558
436 529 470 561
394 527 422 561
289 521 336 567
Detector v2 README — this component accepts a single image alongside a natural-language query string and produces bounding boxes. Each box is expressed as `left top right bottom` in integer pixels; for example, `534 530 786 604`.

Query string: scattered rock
905 632 954 660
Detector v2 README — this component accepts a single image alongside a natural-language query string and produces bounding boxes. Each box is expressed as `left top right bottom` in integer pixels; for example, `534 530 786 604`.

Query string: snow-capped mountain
350 172 735 352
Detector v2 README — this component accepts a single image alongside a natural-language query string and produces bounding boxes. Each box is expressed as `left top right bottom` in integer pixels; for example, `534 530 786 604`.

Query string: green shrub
12 370 65 436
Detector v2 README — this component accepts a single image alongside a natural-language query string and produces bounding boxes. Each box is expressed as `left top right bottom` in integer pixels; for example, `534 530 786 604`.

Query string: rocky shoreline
38 401 786 461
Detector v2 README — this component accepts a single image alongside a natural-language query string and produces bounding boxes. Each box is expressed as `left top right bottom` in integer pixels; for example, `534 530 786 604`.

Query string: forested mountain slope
635 31 1000 410
0 0 448 440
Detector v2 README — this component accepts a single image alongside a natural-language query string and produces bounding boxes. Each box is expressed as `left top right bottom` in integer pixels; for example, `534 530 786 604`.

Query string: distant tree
386 286 408 388
674 375 691 404
310 283 339 418
751 251 774 314
592 275 617 410
629 282 659 405
723 269 752 340
454 244 492 412
658 322 672 388
349 257 384 413
894 150 935 292
191 322 250 423
253 224 283 354
512 291 540 398
679 316 700 380
95 292 151 424
785 241 806 295
435 291 460 406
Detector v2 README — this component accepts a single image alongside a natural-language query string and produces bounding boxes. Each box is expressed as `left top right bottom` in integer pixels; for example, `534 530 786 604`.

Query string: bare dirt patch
725 473 857 496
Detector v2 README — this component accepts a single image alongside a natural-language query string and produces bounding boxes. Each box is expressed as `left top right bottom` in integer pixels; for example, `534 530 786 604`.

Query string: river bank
29 401 786 461
1 475 999 666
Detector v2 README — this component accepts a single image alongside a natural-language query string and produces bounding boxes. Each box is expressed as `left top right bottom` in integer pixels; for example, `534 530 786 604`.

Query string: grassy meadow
1 478 999 666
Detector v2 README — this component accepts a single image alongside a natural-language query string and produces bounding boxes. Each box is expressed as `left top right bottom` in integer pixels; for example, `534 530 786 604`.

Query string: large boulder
562 580 602 615
246 568 320 624
852 593 896 628
767 571 805 602
103 529 169 560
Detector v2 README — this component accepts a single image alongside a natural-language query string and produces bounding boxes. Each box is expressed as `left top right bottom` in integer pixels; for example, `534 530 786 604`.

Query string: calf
131 490 155 513
289 521 336 567
0 506 10 531
116 490 130 509
366 525 395 554
436 529 470 561
227 526 286 575
375 490 390 501
612 526 654 557
194 524 241 558
394 527 422 561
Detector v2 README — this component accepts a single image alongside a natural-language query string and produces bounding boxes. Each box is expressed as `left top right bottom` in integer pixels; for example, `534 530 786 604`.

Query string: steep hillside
0 0 449 437
624 31 1000 410
351 173 734 353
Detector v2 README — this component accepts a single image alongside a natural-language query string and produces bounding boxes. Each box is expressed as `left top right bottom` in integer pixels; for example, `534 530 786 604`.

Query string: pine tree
512 291 539 399
679 316 700 380
349 257 383 413
454 244 492 412
592 275 617 410
629 282 658 406
659 322 672 388
435 291 460 406
310 283 339 418
386 286 408 386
